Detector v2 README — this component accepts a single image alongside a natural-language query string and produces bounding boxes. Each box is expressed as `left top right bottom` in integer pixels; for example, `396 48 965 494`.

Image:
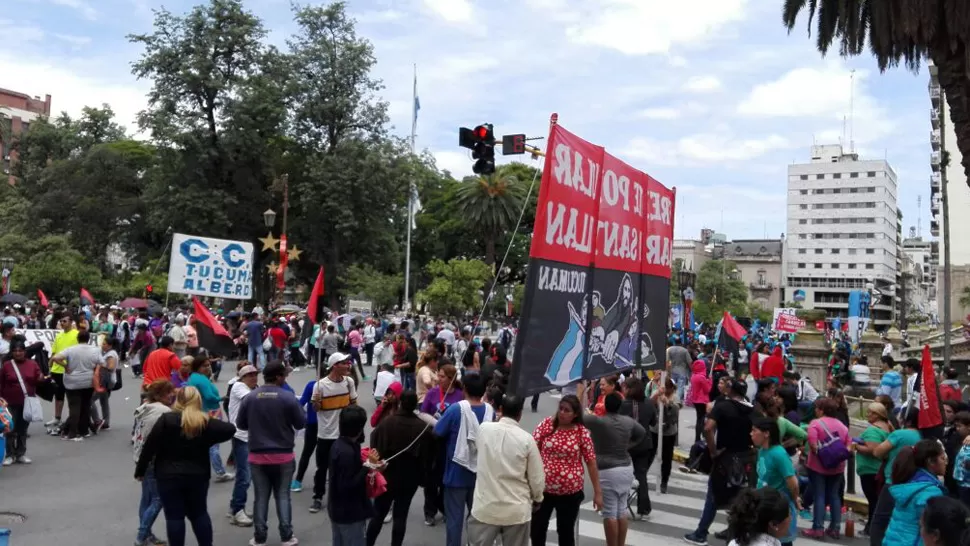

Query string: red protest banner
775 313 806 333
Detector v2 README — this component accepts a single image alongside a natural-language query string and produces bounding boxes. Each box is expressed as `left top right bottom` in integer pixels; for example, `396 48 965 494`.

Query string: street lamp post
0 257 14 296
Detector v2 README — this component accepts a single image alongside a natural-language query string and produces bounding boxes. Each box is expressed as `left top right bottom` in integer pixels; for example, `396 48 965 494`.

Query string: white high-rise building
786 144 898 327
929 62 970 320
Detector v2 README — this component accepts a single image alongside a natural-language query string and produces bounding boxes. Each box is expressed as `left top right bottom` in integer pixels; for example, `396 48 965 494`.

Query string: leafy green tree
342 263 402 313
455 164 529 267
693 260 748 323
417 258 492 317
10 235 103 302
670 258 684 302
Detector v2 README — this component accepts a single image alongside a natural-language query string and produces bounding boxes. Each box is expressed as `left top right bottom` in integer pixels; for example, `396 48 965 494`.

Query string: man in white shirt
467 395 544 546
228 365 258 527
436 326 456 358
363 319 376 367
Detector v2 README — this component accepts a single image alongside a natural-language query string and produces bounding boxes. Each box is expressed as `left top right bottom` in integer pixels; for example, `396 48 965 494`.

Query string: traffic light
458 124 495 175
145 283 153 295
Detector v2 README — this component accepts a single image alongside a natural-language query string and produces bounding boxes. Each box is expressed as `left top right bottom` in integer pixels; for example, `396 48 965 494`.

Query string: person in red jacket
748 343 770 380
939 368 962 402
759 345 786 384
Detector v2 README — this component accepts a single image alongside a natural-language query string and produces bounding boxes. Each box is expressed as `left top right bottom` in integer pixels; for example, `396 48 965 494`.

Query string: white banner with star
167 233 255 299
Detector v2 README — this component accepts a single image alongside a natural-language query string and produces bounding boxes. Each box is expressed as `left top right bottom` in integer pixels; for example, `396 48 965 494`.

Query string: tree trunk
484 235 496 269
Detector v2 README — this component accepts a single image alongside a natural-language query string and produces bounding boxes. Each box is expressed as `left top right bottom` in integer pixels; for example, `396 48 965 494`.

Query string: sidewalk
672 409 870 515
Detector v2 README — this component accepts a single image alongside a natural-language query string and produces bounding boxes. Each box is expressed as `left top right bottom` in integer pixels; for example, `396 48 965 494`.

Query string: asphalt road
0 366 869 546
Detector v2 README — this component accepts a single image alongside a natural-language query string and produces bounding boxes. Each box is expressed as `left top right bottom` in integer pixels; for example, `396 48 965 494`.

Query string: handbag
262 336 272 352
8 361 44 423
815 419 851 469
361 448 388 498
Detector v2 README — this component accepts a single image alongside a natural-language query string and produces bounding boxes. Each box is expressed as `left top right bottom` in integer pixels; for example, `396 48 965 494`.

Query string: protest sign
167 234 254 299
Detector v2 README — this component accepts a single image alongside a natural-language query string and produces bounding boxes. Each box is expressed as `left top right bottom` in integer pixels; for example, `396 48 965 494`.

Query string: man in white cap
307 352 357 514
228 364 259 527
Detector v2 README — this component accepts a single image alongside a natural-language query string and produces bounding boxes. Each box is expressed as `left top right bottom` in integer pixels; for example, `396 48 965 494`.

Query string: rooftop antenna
849 69 856 153
917 195 922 238
842 115 847 148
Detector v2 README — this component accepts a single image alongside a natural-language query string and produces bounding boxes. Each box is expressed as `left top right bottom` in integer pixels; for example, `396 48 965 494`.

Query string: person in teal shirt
883 440 947 546
184 356 223 412
752 416 800 545
852 402 893 535
869 409 922 546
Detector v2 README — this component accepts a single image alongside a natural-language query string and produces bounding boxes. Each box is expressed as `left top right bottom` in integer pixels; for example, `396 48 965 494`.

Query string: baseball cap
327 352 352 367
237 364 258 377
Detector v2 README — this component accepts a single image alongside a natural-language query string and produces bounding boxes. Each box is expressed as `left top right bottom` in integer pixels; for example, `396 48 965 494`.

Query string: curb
672 450 870 516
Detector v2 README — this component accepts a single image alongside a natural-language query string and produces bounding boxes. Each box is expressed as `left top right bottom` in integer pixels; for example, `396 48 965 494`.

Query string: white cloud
50 0 97 20
432 150 472 178
683 75 722 93
566 0 748 55
0 54 148 133
53 33 92 47
623 131 791 166
422 0 472 23
0 20 45 43
637 107 680 120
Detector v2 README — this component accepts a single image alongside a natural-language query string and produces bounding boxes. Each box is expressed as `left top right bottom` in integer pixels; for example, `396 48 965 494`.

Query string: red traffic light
474 125 488 140
145 284 153 294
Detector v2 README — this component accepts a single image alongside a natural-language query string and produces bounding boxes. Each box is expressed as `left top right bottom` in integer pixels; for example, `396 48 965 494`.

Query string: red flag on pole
37 289 49 308
307 266 324 324
918 344 943 429
721 311 747 342
80 287 95 307
191 297 235 357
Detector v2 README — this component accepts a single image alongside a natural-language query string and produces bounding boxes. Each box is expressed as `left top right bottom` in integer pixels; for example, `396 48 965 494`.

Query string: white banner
348 299 373 314
15 329 100 354
167 233 254 300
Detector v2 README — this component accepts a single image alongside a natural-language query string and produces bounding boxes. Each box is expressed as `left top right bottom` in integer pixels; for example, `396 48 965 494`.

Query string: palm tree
782 1 970 187
455 165 527 268
781 0 970 367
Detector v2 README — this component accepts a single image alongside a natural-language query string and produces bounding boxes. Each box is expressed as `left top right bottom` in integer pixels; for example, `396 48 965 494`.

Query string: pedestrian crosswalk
547 471 870 546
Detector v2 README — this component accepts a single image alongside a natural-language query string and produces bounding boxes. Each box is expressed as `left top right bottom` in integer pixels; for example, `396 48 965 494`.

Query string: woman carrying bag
0 340 44 465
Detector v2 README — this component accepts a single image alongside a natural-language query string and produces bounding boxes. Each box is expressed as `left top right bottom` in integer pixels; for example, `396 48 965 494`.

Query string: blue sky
8 0 934 241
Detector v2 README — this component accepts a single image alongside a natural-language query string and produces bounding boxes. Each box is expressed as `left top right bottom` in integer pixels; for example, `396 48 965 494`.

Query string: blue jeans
332 521 367 546
444 486 474 546
671 372 688 401
251 460 295 543
810 470 842 531
248 345 265 369
229 438 251 514
400 370 416 392
691 473 718 539
209 444 226 476
137 468 164 542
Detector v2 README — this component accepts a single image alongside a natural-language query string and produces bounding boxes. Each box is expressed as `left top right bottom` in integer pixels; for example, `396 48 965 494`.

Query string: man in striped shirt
308 352 358 514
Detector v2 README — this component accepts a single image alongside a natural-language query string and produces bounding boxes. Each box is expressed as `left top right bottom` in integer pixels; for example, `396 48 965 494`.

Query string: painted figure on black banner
594 273 637 366
544 295 589 386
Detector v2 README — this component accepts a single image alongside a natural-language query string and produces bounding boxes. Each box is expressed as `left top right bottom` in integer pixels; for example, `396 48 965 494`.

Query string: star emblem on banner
259 232 279 252
287 246 302 261
266 262 279 274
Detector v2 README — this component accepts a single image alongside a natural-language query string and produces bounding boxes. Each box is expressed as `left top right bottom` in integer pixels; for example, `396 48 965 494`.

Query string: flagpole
404 63 417 313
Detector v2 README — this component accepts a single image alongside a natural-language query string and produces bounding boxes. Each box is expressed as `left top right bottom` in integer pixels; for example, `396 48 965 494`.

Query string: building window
865 264 874 269
799 219 807 224
868 187 876 192
814 249 823 254
800 204 807 210
800 175 808 180
832 263 840 269
799 234 807 239
800 189 807 195
867 171 876 177
849 248 857 255
816 174 824 180
831 249 840 254
798 263 806 268
850 172 859 178
850 187 859 193
757 270 767 286
814 264 823 269
833 173 842 179
866 249 875 254
798 249 806 254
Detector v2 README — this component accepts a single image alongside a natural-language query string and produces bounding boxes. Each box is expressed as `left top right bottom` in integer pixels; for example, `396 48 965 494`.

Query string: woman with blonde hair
135 386 235 546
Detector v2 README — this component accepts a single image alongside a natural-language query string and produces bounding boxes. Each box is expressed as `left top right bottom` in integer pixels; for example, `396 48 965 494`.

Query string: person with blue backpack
883 439 948 546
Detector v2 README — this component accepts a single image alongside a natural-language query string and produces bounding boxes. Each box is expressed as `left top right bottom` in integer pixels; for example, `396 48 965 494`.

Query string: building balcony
932 108 941 128
932 151 942 170
930 84 941 105
749 282 774 291
931 172 941 190
931 129 941 150
931 219 940 237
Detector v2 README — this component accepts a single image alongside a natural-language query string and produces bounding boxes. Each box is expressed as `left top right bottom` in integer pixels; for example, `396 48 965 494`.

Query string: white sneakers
214 472 235 483
229 510 253 527
1 457 12 466
249 534 298 545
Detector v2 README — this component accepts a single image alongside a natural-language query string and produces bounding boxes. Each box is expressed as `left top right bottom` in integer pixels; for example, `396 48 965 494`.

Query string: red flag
37 289 49 308
277 235 288 291
307 266 324 324
191 297 235 357
80 287 95 307
918 344 943 429
721 311 746 342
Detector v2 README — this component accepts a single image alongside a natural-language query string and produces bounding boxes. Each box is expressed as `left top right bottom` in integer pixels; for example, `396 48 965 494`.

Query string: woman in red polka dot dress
529 394 603 546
